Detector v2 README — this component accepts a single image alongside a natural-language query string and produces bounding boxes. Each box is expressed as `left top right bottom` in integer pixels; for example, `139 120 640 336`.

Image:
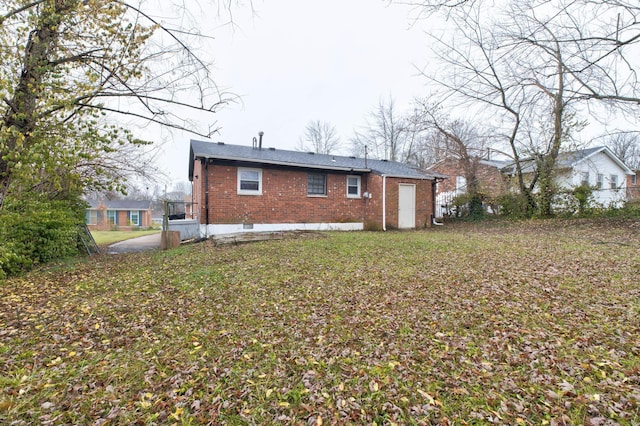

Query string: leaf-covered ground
1 219 639 425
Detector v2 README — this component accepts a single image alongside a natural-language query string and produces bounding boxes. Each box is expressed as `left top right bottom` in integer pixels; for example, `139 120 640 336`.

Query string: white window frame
86 210 97 225
596 173 603 189
632 174 637 185
581 171 589 186
107 210 117 225
610 174 618 189
237 167 262 195
130 210 140 226
346 175 361 198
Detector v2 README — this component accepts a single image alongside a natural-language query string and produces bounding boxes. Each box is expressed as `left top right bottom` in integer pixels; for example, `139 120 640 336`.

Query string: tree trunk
537 36 565 217
0 1 71 210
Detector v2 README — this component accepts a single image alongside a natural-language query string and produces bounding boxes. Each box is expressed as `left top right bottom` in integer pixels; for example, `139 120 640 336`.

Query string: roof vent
308 152 315 155
217 142 225 145
382 159 388 162
349 156 356 159
269 147 276 151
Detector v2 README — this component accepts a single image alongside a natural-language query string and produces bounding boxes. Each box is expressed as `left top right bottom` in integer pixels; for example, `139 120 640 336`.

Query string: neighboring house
502 146 634 208
188 140 445 236
430 157 511 217
435 146 634 216
627 170 640 201
85 199 153 230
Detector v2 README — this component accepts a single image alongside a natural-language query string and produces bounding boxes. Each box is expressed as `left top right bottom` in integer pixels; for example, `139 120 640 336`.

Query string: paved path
107 233 162 254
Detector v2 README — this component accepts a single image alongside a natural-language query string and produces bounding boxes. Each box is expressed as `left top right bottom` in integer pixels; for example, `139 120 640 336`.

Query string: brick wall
201 163 367 224
193 161 436 229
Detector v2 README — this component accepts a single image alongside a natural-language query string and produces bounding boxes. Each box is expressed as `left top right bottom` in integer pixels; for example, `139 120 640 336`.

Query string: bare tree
414 103 490 213
416 0 640 215
604 132 640 170
351 96 411 162
296 120 342 155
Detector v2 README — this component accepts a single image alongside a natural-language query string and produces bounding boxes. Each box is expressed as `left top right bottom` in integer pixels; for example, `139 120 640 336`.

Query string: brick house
85 199 153 230
188 140 445 236
430 157 509 217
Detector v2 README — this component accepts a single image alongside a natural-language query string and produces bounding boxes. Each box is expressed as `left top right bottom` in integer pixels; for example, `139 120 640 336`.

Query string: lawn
90 229 160 246
1 219 639 424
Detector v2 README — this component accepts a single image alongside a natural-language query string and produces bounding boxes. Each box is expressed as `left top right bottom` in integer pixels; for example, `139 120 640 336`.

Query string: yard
90 229 160 246
1 219 639 424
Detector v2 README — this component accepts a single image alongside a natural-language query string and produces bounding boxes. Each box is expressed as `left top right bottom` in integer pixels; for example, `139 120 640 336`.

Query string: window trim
346 175 361 198
307 173 327 196
86 210 97 225
130 210 140 226
596 173 603 189
610 174 618 189
107 210 117 225
581 171 589 186
237 167 263 195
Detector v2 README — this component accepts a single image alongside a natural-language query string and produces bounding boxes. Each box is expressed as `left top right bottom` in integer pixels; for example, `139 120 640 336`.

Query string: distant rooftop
86 199 152 210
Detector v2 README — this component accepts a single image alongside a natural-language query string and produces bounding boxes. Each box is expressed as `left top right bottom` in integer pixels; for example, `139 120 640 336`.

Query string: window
130 210 140 226
307 173 327 196
596 174 603 189
610 174 618 189
107 210 117 225
85 210 97 225
632 174 637 185
581 171 589 186
347 176 361 198
238 168 262 195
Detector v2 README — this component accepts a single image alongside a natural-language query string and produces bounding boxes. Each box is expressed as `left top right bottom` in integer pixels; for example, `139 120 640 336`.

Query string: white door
398 184 416 229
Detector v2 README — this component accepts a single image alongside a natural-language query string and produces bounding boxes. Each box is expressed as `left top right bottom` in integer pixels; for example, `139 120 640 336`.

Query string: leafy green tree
0 0 228 209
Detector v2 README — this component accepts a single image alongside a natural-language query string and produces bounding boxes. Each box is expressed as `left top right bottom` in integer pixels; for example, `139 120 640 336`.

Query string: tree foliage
0 0 232 274
0 0 229 209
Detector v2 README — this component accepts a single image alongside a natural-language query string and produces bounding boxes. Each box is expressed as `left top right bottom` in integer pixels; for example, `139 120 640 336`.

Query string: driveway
107 233 162 254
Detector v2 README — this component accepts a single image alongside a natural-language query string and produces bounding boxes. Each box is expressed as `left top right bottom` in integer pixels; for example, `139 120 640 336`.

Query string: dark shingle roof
86 199 152 210
189 140 444 180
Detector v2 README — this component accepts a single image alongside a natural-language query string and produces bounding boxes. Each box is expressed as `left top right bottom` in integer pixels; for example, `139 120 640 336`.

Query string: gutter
382 175 387 231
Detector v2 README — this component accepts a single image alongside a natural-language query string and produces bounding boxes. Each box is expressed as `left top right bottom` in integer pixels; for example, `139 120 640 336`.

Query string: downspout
382 175 387 231
432 179 443 226
204 159 209 227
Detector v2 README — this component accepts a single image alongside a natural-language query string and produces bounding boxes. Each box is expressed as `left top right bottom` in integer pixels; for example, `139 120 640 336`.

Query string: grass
90 229 160 245
1 218 639 424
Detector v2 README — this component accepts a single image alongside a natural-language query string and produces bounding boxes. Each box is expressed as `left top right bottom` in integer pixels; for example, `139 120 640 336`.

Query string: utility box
161 231 181 250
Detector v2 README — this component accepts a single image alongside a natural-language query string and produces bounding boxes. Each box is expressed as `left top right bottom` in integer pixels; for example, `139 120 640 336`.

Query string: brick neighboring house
188 140 445 236
85 199 153 230
430 157 510 217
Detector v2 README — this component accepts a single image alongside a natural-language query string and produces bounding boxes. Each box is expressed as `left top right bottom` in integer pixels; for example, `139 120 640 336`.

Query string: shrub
496 193 531 218
0 197 85 279
451 192 485 220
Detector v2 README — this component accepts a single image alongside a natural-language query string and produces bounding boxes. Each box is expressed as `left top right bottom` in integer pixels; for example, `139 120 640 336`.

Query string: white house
552 146 634 208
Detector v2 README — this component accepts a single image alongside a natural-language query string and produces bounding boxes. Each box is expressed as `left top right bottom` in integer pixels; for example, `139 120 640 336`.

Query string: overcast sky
156 0 433 184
